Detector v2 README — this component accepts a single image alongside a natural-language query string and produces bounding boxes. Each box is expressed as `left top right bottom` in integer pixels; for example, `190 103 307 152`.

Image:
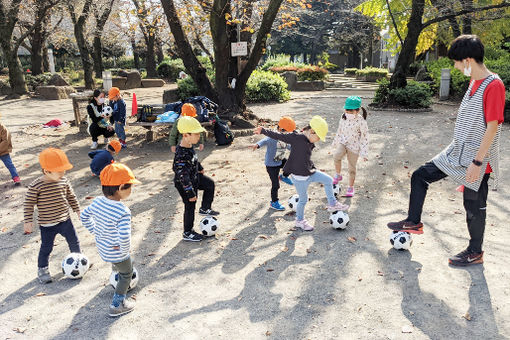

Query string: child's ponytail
361 107 367 120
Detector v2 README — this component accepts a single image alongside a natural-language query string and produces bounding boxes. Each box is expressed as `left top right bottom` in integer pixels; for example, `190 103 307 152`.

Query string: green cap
344 96 362 110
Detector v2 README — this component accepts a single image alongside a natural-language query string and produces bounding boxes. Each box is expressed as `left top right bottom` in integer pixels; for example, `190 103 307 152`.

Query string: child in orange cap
250 116 295 211
0 115 21 186
169 103 205 153
88 140 122 176
80 162 140 317
23 148 82 283
108 87 127 148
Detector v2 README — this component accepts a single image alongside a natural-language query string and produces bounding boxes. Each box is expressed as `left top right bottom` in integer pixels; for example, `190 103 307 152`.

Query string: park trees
357 0 510 89
91 0 116 78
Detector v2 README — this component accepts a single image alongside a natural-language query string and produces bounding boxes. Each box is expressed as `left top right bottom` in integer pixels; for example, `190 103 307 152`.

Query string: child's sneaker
38 267 52 284
333 174 342 185
344 186 355 197
270 201 285 211
279 174 293 185
91 141 98 150
182 231 204 242
199 208 220 216
448 249 483 266
327 201 349 212
108 298 136 317
13 176 21 186
295 219 314 231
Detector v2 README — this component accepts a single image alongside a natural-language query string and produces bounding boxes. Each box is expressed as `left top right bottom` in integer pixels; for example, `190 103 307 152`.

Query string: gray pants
113 257 133 295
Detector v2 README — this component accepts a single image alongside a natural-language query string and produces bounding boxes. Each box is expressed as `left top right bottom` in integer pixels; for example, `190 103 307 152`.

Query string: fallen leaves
377 270 384 276
347 236 357 243
13 327 26 334
35 292 46 297
463 312 472 321
281 246 289 252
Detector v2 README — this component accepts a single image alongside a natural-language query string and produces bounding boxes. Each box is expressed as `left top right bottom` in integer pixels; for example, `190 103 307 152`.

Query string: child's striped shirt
24 177 80 225
80 196 131 263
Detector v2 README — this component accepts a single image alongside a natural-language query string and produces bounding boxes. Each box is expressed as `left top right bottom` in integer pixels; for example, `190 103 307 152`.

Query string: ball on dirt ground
200 216 219 236
332 183 341 198
61 253 90 279
390 231 413 250
110 267 139 290
329 210 349 230
288 194 300 211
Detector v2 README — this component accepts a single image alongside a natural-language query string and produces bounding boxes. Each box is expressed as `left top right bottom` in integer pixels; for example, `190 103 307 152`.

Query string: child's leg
115 122 126 142
175 183 197 233
57 219 81 253
293 178 310 221
309 171 335 205
38 225 58 268
266 166 280 202
112 257 133 300
198 174 215 210
346 149 359 187
333 145 347 176
0 154 19 179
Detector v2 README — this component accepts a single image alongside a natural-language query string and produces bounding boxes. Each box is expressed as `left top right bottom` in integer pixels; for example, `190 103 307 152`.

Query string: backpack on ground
213 116 234 146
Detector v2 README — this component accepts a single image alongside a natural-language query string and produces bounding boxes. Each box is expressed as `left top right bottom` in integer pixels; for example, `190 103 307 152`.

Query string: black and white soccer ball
329 210 350 230
110 266 139 290
61 253 90 279
288 194 300 211
332 183 341 198
102 106 113 118
390 231 413 250
200 216 219 236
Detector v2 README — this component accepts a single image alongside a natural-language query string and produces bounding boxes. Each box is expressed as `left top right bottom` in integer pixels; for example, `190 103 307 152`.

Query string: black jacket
173 145 204 198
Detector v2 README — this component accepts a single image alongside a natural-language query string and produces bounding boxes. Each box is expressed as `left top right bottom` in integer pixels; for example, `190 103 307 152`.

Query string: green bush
157 58 185 81
25 73 52 88
261 54 304 71
426 57 469 97
373 79 433 108
103 56 136 69
355 67 388 81
344 68 358 76
318 52 339 71
246 70 290 102
176 76 200 100
297 66 329 81
486 55 510 92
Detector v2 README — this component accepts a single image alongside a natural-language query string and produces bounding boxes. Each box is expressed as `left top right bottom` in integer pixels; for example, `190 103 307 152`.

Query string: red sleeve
483 79 505 124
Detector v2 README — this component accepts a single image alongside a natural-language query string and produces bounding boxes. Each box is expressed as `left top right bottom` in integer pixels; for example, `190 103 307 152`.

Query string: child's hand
199 169 205 174
249 144 258 151
24 222 33 234
253 126 263 135
189 196 197 202
199 144 204 151
112 246 120 250
76 210 81 217
171 146 176 153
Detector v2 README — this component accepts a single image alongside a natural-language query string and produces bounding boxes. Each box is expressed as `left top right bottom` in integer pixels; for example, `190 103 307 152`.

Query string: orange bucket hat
108 140 122 154
278 116 296 132
108 87 120 100
181 103 197 117
39 148 73 172
100 163 141 186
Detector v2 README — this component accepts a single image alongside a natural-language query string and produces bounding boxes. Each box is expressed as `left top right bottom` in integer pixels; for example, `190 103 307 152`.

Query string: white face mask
345 113 356 120
463 61 472 77
97 97 105 104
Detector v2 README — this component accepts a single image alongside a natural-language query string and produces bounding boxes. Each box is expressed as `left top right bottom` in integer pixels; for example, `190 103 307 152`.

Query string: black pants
38 219 80 268
407 162 490 252
266 159 286 203
89 123 115 142
175 174 215 233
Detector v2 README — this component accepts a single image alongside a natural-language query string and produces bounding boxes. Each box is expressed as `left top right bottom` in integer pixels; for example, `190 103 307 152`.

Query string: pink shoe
344 186 354 197
296 219 314 231
13 176 21 186
327 201 349 212
456 185 464 193
332 174 342 185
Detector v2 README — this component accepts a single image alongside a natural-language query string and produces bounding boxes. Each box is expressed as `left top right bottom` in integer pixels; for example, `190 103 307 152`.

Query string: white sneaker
104 138 109 144
91 141 98 149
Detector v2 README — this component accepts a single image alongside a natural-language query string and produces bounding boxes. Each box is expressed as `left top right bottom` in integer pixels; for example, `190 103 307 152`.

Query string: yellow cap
309 116 328 141
177 116 206 134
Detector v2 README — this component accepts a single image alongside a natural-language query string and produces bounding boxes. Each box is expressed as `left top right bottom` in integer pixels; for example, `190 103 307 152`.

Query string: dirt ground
0 87 509 340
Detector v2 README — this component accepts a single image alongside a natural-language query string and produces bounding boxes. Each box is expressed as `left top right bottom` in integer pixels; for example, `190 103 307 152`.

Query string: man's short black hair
102 183 132 197
447 35 485 63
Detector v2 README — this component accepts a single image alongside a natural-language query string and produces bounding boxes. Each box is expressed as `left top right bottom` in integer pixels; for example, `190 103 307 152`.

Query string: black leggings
175 174 215 233
89 123 115 142
407 162 490 252
266 159 287 202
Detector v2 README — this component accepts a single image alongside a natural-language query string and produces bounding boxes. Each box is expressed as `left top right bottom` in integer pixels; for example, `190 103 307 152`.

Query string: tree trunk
389 0 425 89
462 0 473 34
145 34 157 77
31 23 45 75
156 37 164 64
43 46 49 72
92 35 103 78
74 24 95 89
131 38 140 69
2 43 27 94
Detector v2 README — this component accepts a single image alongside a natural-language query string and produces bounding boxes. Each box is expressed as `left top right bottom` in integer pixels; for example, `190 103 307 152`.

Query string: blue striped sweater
80 196 131 263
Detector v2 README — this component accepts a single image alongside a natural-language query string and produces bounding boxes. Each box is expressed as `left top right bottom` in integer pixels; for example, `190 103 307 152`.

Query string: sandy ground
0 87 509 340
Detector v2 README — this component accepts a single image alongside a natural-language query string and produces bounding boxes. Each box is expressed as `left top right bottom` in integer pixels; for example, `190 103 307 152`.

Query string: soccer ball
390 231 413 250
329 210 350 230
102 106 113 118
332 184 341 198
110 266 139 290
288 194 300 211
200 216 219 236
61 253 90 279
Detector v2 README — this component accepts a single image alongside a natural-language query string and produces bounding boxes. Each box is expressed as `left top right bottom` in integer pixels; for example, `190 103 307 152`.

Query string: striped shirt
80 196 131 263
24 177 80 224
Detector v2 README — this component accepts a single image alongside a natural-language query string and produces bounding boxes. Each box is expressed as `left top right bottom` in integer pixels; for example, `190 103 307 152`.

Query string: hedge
355 67 388 81
344 68 358 76
373 78 433 108
296 66 328 81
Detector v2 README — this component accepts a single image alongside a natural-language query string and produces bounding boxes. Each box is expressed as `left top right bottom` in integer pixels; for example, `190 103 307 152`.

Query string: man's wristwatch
472 159 483 166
